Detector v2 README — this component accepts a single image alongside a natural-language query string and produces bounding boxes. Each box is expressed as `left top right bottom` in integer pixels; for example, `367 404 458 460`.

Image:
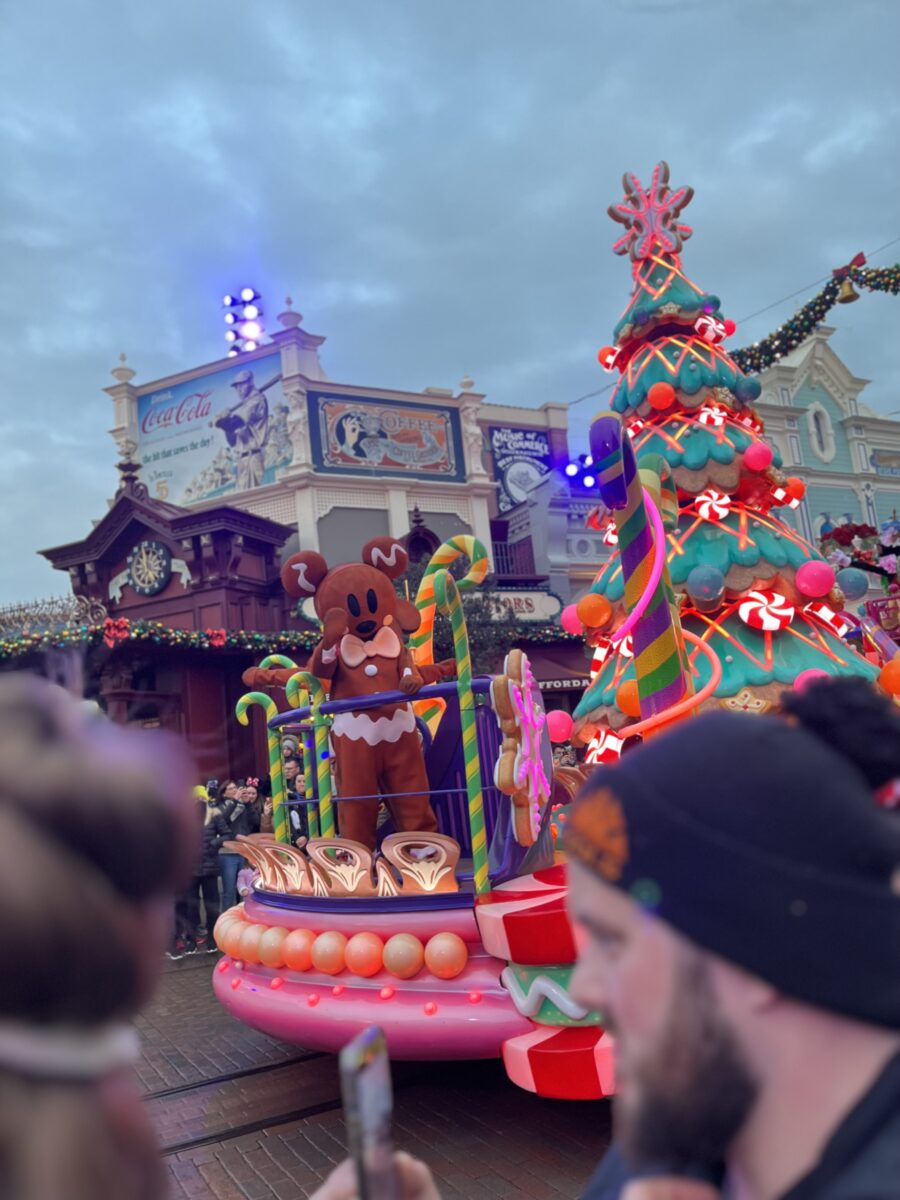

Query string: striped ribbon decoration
590 415 693 718
432 569 489 895
235 691 288 844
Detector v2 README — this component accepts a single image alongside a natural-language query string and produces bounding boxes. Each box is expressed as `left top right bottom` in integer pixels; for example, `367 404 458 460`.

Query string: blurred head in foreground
0 675 196 1200
566 677 900 1172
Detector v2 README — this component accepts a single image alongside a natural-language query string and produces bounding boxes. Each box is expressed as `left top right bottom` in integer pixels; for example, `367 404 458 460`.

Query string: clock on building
126 539 172 597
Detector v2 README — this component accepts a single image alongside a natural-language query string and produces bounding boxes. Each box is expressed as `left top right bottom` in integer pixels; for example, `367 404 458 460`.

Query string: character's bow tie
339 625 402 667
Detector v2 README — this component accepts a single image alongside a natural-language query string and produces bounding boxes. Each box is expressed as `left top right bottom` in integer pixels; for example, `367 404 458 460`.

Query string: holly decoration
574 163 881 747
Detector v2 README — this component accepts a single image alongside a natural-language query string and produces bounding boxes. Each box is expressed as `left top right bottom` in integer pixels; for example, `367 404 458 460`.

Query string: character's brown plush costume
242 538 453 851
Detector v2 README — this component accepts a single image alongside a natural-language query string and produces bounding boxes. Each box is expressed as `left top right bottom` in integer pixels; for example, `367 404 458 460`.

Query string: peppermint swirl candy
738 588 795 632
696 488 733 519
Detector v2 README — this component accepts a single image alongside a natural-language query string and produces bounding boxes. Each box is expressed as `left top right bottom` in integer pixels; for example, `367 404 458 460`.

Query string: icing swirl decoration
491 650 552 847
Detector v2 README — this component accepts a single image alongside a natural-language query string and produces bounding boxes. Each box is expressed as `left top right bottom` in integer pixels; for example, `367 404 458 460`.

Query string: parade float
212 162 900 1100
213 533 609 1101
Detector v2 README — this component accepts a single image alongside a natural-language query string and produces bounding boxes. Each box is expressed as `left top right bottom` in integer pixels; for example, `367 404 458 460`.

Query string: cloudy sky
2 0 899 603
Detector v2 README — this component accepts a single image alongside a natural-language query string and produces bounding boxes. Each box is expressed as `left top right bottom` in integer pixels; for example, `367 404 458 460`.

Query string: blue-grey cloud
1 0 899 602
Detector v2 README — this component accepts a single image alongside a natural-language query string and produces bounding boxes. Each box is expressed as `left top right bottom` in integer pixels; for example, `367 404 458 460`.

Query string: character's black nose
356 619 377 636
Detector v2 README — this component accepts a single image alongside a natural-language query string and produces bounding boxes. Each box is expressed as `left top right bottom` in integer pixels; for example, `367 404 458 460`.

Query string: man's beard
612 952 759 1171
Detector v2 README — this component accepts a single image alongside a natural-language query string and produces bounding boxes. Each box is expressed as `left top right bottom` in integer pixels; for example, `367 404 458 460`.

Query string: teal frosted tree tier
573 163 879 742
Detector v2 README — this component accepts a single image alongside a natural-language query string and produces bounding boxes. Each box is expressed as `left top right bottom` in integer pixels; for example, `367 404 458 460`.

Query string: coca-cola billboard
136 351 291 505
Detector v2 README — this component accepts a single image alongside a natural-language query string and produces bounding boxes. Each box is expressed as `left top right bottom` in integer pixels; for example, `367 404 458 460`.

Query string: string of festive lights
0 616 581 662
732 262 900 375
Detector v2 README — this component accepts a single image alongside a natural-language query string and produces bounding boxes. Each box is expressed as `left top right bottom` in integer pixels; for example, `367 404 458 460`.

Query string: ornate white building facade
104 304 570 571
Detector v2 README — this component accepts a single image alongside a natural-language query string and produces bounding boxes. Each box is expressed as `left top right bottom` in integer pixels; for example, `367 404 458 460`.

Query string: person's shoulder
580 1145 631 1200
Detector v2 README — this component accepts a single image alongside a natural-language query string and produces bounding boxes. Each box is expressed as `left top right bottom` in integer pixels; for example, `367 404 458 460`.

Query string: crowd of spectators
167 737 308 958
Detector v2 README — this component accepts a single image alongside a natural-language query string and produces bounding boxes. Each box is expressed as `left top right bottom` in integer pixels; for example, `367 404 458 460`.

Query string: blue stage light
565 463 579 477
240 320 262 340
224 330 237 343
240 287 256 302
223 294 235 306
224 312 236 325
242 303 259 319
243 340 258 352
583 474 596 488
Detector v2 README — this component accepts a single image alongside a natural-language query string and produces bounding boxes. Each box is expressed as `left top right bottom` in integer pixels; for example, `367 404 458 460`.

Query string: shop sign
488 426 555 513
308 392 464 482
493 590 562 622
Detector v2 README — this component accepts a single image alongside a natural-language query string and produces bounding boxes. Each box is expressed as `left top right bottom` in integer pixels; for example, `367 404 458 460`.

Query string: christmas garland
733 261 900 375
0 615 581 662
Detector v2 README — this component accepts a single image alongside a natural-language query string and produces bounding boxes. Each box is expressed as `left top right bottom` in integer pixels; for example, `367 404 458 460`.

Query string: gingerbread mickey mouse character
267 537 448 850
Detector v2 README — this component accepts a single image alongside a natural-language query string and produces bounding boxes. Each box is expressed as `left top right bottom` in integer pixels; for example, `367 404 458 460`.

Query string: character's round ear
281 552 329 598
362 537 408 581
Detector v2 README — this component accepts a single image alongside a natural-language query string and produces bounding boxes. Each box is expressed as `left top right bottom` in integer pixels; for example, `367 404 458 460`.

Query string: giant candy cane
411 535 490 734
235 692 289 844
590 414 693 719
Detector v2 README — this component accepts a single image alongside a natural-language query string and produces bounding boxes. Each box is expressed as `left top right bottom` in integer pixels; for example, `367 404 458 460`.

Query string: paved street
142 953 611 1199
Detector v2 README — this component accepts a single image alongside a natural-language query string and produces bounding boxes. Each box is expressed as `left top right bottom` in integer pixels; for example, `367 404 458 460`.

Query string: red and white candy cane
696 488 733 520
738 589 795 632
695 314 726 344
804 602 850 638
590 637 613 671
584 728 624 764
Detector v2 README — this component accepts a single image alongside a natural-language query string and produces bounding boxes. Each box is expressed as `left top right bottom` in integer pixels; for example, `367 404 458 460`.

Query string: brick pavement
142 952 611 1199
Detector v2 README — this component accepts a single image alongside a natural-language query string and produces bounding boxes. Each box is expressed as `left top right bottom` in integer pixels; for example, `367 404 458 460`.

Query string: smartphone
339 1026 400 1200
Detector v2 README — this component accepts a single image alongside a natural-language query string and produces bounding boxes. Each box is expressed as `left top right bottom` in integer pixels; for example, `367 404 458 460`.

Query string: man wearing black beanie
310 677 899 1200
567 677 900 1200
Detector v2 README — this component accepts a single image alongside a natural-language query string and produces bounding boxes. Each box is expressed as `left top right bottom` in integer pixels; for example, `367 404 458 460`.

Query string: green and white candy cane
432 568 489 895
235 691 289 844
285 671 335 839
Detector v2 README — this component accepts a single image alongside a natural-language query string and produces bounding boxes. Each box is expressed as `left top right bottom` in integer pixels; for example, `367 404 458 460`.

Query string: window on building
789 435 802 465
813 410 828 455
807 404 836 464
780 387 791 406
858 443 871 473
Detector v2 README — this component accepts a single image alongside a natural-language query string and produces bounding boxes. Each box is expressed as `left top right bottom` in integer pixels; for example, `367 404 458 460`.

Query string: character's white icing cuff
321 646 337 664
402 667 412 677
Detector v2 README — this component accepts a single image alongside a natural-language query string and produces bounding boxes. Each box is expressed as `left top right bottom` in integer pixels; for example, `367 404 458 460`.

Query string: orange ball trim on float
213 909 470 980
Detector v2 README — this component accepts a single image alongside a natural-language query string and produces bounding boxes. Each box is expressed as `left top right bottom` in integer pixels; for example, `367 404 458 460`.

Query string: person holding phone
313 679 900 1200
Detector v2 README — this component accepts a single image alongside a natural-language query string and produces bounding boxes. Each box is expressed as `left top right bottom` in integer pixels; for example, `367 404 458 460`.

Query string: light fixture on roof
222 288 265 355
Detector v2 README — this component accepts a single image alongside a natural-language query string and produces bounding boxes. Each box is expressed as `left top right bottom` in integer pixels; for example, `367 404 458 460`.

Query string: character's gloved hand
323 607 349 648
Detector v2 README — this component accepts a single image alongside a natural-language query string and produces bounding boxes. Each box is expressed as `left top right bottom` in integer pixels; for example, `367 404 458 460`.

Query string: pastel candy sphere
311 931 348 976
282 928 316 972
344 932 385 978
795 560 836 599
424 933 469 980
258 926 288 968
383 933 425 980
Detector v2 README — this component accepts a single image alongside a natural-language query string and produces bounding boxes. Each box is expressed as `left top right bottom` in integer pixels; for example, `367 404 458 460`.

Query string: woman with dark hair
0 673 196 1200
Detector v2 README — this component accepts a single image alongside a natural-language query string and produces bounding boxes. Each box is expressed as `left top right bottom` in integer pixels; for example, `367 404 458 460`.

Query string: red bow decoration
833 251 866 280
103 617 130 649
245 777 259 788
206 628 227 648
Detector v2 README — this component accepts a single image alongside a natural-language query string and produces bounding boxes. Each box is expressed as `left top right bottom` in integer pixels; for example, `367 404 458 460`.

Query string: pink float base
213 956 533 1058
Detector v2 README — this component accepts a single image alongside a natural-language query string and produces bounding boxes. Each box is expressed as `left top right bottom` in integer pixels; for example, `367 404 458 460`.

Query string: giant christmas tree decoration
572 163 880 752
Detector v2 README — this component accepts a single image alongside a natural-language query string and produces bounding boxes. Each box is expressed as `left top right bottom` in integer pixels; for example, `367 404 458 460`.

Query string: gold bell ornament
837 278 860 304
